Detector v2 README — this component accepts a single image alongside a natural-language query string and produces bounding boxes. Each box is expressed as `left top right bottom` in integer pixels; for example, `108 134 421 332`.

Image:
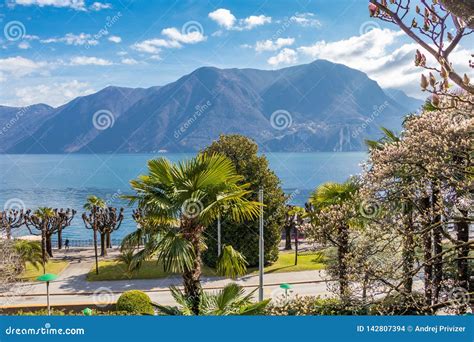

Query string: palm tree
82 196 107 275
83 196 106 210
125 154 261 314
309 180 359 298
13 240 44 271
153 283 270 316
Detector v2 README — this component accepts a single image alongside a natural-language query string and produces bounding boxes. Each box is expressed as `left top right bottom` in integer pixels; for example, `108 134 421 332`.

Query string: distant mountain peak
1 60 423 154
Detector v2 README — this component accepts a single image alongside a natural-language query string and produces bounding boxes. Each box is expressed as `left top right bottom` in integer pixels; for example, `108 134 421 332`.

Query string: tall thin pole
46 281 51 316
217 214 221 257
258 188 264 301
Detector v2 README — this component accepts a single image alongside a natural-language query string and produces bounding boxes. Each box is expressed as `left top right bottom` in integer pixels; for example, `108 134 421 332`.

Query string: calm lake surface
0 153 366 240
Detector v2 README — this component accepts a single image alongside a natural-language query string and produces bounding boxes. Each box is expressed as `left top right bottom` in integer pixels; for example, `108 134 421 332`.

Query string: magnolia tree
361 94 473 313
369 0 474 105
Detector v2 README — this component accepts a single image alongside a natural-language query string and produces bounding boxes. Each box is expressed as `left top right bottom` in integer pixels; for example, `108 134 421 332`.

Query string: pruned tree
0 209 26 239
25 208 75 258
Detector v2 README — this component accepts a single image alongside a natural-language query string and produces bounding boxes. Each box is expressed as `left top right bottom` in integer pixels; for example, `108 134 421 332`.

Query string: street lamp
36 273 58 315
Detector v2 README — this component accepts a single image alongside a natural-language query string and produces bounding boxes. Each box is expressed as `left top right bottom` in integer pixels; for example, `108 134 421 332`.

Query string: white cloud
255 37 294 52
12 0 111 11
208 8 271 31
208 8 236 29
161 27 206 44
268 48 297 66
243 15 271 29
90 2 111 11
41 33 99 46
70 56 112 66
0 56 47 79
132 29 205 54
18 41 31 49
12 0 86 10
121 58 138 65
297 28 472 98
290 13 321 27
14 80 95 107
108 35 122 43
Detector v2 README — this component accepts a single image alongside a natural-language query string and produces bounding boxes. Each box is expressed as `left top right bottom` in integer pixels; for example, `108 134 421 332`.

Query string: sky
0 0 472 107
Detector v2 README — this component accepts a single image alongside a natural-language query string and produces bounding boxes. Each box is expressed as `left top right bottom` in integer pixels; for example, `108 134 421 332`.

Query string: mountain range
0 60 423 153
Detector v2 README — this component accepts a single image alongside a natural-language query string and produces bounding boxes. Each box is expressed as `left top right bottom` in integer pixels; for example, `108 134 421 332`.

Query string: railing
51 238 124 248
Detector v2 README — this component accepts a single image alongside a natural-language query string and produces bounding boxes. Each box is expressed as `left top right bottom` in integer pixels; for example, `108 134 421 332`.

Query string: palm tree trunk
100 232 107 256
93 229 99 275
46 234 53 257
182 223 203 315
294 226 298 265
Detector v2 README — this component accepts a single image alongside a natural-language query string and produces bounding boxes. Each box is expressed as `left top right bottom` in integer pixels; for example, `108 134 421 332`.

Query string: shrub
202 134 286 267
265 296 369 316
116 290 154 315
369 293 429 315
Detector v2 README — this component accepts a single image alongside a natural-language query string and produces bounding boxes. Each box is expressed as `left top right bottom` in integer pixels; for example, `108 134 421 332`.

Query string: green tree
201 134 286 267
125 153 261 314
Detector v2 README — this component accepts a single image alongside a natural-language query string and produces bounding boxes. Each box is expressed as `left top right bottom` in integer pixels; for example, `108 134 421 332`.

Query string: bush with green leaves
116 290 154 315
202 134 286 267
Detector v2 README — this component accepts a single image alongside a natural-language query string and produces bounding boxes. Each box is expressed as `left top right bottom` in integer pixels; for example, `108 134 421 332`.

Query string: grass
87 251 326 281
20 260 69 281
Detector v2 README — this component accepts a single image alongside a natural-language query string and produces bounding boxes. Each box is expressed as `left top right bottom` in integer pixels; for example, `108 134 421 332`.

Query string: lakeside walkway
1 247 332 308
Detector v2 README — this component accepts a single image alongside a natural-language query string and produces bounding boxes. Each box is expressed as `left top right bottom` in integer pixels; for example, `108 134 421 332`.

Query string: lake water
0 153 366 240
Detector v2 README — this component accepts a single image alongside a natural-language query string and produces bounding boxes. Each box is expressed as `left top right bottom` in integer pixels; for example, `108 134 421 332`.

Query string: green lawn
87 251 326 281
20 260 69 281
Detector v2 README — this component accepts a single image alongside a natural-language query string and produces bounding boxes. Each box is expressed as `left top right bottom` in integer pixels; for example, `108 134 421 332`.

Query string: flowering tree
361 94 473 312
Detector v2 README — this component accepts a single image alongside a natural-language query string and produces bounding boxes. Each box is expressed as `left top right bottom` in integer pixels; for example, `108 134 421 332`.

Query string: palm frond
155 231 195 273
216 245 247 279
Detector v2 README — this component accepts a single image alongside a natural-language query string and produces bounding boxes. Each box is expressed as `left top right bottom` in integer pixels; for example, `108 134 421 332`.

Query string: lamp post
36 273 58 316
217 214 221 257
258 188 264 301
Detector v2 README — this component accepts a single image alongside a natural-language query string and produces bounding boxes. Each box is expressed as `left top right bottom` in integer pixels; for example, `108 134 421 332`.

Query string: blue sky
0 0 472 106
